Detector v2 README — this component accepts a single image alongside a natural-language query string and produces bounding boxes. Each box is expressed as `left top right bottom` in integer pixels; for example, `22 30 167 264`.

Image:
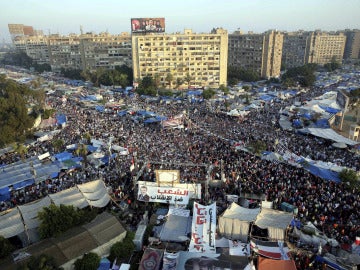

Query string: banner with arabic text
137 184 189 204
188 202 216 253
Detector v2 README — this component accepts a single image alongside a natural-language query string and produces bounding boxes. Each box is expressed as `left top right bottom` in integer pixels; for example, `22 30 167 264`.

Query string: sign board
156 170 180 185
137 184 189 204
131 18 165 33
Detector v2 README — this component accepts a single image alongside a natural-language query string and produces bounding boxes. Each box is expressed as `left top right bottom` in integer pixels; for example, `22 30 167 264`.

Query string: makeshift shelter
257 256 297 270
298 128 357 145
218 202 260 242
159 208 192 243
252 208 293 241
0 180 111 247
1 212 126 270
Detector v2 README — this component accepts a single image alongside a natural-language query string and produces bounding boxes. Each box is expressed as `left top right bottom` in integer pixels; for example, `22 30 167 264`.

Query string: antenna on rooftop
80 25 83 35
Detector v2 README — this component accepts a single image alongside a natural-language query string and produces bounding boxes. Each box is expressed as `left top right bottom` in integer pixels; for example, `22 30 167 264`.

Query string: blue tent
292 119 303 128
56 114 67 125
97 258 111 270
95 106 105 112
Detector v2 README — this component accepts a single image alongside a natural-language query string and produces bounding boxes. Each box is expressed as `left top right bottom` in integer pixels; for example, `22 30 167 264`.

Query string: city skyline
2 0 360 42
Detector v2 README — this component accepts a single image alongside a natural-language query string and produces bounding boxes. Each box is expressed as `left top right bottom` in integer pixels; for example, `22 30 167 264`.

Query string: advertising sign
131 18 165 33
137 184 189 204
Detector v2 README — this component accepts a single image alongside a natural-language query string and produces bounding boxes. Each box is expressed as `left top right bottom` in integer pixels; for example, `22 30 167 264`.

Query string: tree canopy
281 64 318 87
38 204 97 239
108 231 135 263
0 75 37 147
17 254 62 270
74 252 100 270
227 66 260 86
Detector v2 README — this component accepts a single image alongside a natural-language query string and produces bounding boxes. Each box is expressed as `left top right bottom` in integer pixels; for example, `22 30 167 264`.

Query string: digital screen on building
131 18 165 33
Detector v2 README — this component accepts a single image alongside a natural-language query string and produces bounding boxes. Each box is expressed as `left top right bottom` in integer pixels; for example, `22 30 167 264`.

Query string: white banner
189 202 216 253
228 240 250 256
137 185 189 204
137 181 201 199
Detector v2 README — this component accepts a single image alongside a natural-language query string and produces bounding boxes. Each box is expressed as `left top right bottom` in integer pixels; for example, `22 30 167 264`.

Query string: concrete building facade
131 28 228 89
282 31 311 69
306 31 346 65
12 32 132 71
228 30 283 78
343 30 360 60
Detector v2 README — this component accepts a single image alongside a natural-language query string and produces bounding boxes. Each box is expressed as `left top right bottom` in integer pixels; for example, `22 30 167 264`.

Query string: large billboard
137 184 190 204
131 18 165 33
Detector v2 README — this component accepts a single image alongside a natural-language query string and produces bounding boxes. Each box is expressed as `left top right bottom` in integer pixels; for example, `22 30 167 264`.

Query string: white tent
299 128 357 146
218 202 260 242
253 208 293 241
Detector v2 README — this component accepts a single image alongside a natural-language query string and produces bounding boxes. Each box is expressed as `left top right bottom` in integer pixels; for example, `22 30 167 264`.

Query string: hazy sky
1 0 360 42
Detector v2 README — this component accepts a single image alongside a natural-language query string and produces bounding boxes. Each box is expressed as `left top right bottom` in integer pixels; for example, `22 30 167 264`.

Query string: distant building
8 24 37 41
228 30 283 78
131 28 228 88
12 32 132 71
282 31 312 69
305 31 346 65
343 29 360 60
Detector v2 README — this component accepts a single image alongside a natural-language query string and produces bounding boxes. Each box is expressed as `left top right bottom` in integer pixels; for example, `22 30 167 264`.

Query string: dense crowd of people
1 75 359 269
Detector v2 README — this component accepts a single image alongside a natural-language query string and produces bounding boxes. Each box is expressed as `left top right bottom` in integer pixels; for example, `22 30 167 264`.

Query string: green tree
0 235 15 259
0 77 36 146
175 78 183 89
202 88 216 99
74 252 100 270
109 232 135 262
248 140 267 155
18 254 61 270
12 143 28 160
38 204 97 239
52 139 64 153
75 143 88 164
339 169 359 189
184 73 192 89
115 64 133 85
165 73 173 89
153 73 161 90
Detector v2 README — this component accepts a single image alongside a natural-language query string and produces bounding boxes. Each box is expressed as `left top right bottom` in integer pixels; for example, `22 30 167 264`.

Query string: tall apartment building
80 32 132 71
13 35 49 65
228 30 283 78
282 31 311 69
12 32 132 71
48 34 82 70
131 28 228 89
306 31 346 65
343 30 360 60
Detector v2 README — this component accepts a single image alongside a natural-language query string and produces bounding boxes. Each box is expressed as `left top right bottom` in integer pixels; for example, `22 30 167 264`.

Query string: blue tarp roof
315 255 346 270
259 94 275 101
95 105 104 112
300 113 312 119
304 162 341 183
117 110 128 116
315 119 330 128
56 114 67 125
319 105 341 114
54 152 73 162
187 90 203 96
86 145 98 152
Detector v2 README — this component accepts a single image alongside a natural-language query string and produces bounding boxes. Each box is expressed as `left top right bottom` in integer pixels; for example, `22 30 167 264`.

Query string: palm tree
185 73 192 89
13 143 28 160
165 73 173 89
153 73 161 90
52 139 64 153
75 143 88 165
175 78 183 90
